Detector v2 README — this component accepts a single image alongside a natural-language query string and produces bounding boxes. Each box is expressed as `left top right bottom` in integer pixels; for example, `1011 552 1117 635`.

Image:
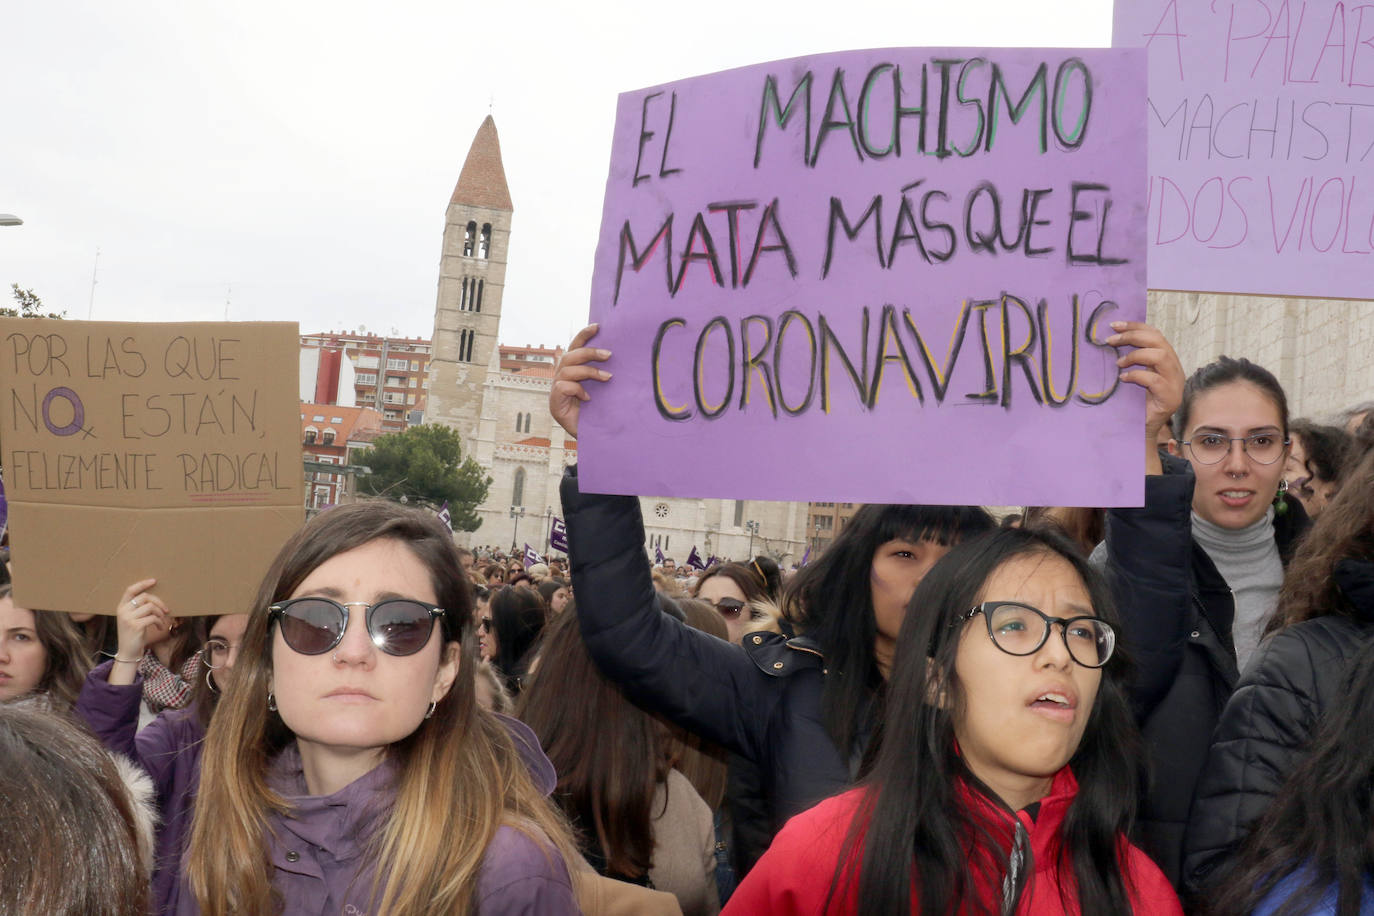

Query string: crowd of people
4 319 1374 914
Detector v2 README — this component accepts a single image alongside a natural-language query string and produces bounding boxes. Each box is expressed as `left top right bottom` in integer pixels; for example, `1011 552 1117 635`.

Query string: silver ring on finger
131 596 141 607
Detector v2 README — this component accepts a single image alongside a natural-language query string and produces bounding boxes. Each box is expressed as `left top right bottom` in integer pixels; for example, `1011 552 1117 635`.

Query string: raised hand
549 324 612 439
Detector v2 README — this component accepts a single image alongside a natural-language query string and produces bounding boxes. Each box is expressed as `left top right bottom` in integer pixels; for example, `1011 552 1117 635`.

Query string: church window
463 221 476 257
459 329 474 362
734 500 744 527
479 224 491 259
514 412 524 433
475 279 484 312
460 278 469 311
523 413 532 434
513 467 526 507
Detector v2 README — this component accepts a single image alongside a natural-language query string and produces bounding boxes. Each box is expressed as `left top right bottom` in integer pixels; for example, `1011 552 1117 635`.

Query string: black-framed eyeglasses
268 597 445 657
713 598 747 620
201 637 240 670
959 601 1116 668
1181 433 1289 466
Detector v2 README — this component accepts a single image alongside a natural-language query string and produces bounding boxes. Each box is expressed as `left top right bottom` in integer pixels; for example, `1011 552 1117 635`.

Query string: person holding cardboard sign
75 599 249 916
552 324 994 875
1100 322 1309 888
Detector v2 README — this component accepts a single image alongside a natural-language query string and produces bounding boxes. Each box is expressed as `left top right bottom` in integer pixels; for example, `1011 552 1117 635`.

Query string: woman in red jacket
725 525 1182 915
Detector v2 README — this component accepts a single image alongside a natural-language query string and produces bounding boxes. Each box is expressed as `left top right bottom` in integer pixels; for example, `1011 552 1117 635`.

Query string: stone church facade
1149 291 1374 423
423 118 811 562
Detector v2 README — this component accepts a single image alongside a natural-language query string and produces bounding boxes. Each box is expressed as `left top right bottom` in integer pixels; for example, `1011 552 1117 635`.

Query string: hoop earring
267 691 277 712
205 667 219 695
424 701 436 720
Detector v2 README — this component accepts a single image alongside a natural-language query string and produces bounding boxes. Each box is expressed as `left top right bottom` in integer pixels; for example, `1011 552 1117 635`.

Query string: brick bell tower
423 116 512 450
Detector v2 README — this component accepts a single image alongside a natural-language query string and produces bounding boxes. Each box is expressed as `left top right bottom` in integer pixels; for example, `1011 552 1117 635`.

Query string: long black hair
488 584 547 693
1208 636 1374 916
827 526 1142 915
782 504 994 757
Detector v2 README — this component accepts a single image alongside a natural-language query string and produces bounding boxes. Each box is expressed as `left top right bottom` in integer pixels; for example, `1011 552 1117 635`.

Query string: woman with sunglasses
175 501 579 915
1104 324 1309 887
693 563 768 644
73 577 252 915
724 526 1181 915
551 326 994 877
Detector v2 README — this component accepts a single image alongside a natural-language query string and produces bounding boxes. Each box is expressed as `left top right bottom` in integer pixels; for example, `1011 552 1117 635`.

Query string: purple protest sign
1114 1 1374 299
581 47 1147 507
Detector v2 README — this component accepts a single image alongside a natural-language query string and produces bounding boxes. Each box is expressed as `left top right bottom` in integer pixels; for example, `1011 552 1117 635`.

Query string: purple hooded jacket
75 661 578 915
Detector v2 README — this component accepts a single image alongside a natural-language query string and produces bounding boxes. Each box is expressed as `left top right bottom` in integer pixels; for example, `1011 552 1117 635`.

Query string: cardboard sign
580 47 1148 507
0 320 305 615
1114 0 1374 299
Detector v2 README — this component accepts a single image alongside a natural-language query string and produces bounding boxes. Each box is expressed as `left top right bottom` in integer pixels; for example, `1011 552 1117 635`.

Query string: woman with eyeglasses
551 325 994 878
1183 444 1374 902
693 563 768 644
175 500 580 915
1103 323 1310 887
723 526 1181 915
74 581 250 915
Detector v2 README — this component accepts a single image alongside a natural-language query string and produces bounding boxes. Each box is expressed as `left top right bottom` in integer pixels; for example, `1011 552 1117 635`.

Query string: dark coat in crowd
1181 558 1374 898
562 467 869 873
1101 452 1308 886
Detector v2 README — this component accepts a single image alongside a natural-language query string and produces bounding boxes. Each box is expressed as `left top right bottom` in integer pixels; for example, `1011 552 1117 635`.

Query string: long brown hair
1 586 91 711
516 602 670 880
1267 446 1374 636
186 501 579 915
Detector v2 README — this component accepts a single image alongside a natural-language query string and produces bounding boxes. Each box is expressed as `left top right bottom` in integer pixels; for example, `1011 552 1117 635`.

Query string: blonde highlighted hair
185 501 579 915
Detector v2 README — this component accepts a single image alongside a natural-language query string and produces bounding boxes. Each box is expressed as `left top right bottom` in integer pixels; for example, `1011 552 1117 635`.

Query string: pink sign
1114 1 1374 298
580 47 1147 508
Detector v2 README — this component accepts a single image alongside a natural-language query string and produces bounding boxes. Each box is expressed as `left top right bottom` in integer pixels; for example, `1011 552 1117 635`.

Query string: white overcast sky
1 0 1112 348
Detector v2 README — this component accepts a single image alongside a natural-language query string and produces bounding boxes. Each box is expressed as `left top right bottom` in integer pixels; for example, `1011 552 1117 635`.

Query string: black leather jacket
1181 558 1374 899
1102 452 1308 887
561 467 867 870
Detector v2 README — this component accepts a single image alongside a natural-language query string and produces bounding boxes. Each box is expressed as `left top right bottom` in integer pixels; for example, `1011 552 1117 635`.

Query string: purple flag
654 545 664 565
800 545 811 566
435 501 452 531
550 516 569 553
686 546 705 571
523 544 541 569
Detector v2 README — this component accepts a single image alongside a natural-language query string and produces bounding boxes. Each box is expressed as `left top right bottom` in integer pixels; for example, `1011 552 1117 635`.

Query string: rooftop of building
452 115 512 211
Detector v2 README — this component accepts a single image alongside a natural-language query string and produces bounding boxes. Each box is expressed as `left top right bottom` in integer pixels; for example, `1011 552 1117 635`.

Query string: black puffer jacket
1102 452 1308 887
1181 558 1374 898
561 467 867 871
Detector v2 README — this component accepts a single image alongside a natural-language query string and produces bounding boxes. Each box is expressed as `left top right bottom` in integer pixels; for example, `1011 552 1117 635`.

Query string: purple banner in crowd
580 47 1148 507
1114 1 1374 299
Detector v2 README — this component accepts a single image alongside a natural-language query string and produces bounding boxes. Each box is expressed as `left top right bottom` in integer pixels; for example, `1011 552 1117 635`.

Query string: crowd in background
6 320 1374 914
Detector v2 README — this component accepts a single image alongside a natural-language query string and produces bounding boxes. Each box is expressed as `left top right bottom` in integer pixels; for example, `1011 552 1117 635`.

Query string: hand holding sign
1109 322 1185 477
109 577 172 686
550 324 613 440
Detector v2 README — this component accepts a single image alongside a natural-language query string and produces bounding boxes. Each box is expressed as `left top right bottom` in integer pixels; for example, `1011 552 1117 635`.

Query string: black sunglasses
269 597 445 657
714 598 748 620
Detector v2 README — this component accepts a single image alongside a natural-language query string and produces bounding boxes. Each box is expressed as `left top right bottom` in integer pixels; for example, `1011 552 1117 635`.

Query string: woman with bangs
550 325 995 876
178 501 581 916
725 526 1181 915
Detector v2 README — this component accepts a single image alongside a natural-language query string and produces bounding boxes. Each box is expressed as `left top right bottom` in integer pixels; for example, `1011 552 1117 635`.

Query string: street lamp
544 506 554 553
0 215 22 227
509 505 526 553
745 519 760 559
